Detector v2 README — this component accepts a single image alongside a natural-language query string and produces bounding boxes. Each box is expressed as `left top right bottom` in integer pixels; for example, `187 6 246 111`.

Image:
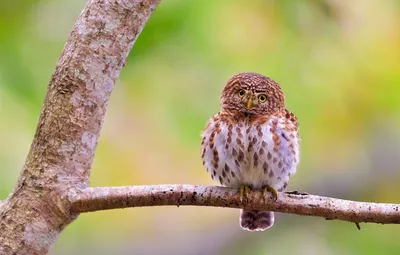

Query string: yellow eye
238 89 246 97
258 94 267 102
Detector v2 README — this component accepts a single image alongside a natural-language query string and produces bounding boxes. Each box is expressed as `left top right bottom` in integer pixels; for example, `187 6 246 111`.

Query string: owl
201 72 300 231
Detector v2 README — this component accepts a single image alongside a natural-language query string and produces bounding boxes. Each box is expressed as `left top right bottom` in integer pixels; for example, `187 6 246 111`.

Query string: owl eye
238 89 246 97
258 94 267 102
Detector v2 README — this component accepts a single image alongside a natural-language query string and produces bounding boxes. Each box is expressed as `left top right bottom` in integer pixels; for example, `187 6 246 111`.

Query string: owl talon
263 185 278 202
239 184 251 202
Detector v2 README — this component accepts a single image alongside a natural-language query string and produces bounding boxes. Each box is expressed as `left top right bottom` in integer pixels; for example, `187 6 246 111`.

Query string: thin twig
70 185 400 225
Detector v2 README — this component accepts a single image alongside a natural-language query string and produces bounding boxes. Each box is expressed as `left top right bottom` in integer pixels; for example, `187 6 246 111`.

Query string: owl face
220 72 286 115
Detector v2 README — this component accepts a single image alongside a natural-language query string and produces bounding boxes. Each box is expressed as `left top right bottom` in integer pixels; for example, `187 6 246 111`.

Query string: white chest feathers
201 114 299 191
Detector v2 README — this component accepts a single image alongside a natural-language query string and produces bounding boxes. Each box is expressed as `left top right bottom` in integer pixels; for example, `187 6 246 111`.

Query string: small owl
201 72 300 231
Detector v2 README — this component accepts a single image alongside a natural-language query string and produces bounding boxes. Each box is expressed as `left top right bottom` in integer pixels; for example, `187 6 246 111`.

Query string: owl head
220 72 286 115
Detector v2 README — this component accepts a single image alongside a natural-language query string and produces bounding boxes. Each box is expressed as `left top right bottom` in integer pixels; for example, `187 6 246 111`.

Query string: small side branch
70 185 400 225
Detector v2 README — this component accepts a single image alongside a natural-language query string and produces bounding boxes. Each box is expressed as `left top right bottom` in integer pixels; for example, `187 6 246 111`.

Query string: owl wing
284 109 299 129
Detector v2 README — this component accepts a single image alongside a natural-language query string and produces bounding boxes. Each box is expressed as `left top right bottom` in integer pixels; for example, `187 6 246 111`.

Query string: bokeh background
1 0 400 254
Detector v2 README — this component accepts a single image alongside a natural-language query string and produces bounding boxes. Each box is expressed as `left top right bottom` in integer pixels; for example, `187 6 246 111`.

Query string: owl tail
240 210 274 231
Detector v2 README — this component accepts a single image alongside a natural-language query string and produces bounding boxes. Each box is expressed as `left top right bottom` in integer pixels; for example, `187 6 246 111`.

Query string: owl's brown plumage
201 72 300 231
220 73 286 115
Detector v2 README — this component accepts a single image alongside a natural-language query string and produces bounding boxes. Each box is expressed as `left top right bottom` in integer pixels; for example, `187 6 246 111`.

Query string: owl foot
239 184 251 202
262 185 278 202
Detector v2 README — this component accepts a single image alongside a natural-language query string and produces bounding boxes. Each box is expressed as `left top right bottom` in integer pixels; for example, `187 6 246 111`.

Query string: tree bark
69 185 400 225
0 0 160 254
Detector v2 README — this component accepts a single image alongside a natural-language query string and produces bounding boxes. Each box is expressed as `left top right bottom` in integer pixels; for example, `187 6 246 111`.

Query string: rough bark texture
70 185 400 225
0 0 160 254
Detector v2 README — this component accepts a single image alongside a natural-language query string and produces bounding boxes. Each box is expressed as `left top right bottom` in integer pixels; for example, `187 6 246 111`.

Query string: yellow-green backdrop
1 0 400 254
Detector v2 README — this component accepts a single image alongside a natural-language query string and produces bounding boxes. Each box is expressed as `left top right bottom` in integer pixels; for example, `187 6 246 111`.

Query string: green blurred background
1 0 400 254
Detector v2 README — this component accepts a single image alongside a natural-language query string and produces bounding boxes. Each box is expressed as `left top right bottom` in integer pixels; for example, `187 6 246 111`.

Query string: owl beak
247 98 253 109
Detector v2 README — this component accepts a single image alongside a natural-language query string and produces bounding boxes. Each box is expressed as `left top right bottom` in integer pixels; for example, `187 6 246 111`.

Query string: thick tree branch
0 0 160 253
70 185 400 225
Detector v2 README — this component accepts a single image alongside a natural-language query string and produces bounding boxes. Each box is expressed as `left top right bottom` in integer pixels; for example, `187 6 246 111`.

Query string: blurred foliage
1 0 400 254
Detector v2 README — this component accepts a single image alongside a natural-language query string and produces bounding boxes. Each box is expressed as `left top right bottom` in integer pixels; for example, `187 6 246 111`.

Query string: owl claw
239 184 251 202
263 185 278 202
